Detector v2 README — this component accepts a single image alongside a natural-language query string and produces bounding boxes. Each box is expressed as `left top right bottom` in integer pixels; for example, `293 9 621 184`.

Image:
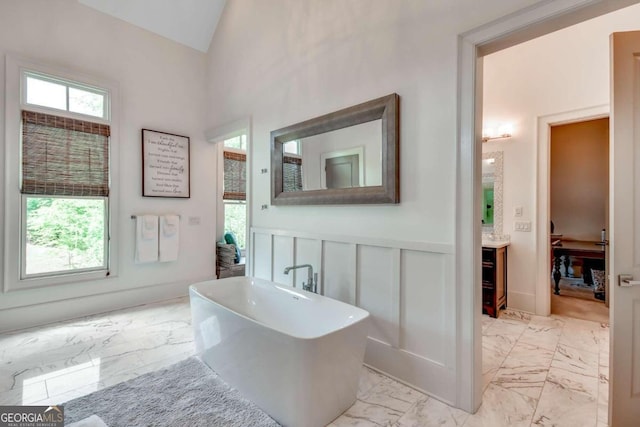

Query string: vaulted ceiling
78 0 227 52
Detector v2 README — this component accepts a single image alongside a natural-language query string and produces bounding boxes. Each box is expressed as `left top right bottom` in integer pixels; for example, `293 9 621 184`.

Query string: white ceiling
78 0 227 52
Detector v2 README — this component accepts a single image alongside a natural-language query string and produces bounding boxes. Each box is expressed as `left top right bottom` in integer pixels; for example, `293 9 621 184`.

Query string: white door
325 154 359 189
610 30 640 426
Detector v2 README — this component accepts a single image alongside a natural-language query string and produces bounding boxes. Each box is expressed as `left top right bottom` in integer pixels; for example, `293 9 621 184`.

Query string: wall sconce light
482 123 513 142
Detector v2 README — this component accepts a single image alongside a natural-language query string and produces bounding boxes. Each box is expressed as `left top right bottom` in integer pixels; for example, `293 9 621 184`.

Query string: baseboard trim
507 290 537 314
0 278 209 333
364 337 455 406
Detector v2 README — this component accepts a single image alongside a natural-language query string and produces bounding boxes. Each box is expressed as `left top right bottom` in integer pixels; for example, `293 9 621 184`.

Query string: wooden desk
552 241 605 295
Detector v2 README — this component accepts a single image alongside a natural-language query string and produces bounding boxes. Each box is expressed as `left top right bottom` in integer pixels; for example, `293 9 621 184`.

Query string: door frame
204 117 253 273
455 0 639 412
535 106 610 315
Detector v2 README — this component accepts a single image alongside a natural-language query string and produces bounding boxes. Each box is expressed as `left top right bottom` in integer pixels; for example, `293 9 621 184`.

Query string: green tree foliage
26 198 104 268
224 202 246 249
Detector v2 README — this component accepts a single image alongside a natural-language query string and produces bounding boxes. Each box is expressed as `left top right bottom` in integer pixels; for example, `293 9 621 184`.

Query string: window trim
4 55 120 292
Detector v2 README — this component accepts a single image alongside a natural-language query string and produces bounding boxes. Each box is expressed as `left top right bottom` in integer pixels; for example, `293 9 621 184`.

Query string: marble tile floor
0 298 609 427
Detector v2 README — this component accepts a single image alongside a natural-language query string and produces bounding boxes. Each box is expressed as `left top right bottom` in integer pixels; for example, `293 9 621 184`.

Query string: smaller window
69 87 105 118
24 72 108 119
26 76 67 110
223 135 247 151
283 140 300 155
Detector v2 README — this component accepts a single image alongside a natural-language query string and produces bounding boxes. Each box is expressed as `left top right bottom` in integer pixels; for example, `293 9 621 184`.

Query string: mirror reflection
482 151 503 236
482 158 495 226
282 120 382 192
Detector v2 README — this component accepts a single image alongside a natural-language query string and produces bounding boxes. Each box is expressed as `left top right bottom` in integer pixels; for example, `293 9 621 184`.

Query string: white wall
0 0 215 330
206 0 544 242
483 3 640 312
550 119 609 241
205 0 547 405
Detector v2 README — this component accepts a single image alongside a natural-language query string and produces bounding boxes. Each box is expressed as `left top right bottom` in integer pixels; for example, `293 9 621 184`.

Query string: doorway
549 118 610 323
204 118 252 278
457 0 640 419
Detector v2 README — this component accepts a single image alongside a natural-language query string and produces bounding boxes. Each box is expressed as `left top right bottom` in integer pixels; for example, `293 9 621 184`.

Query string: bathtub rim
189 277 370 341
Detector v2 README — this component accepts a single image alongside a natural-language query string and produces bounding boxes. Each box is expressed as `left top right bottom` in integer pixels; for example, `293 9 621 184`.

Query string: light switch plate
514 206 523 217
514 221 531 232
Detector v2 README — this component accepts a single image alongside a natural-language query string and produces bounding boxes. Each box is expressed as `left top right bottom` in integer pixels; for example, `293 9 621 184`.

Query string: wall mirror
271 93 399 205
482 151 503 237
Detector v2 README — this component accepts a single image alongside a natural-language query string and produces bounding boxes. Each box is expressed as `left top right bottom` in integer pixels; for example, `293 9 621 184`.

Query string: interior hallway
551 293 609 324
0 300 608 426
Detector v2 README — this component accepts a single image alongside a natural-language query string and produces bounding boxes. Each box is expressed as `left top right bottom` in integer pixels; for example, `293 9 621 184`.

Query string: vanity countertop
482 240 510 249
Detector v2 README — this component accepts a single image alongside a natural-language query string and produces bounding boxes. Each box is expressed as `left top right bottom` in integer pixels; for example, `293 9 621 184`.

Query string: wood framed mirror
271 93 399 205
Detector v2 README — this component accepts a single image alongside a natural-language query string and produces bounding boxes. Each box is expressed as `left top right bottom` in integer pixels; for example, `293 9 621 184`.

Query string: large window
222 136 247 251
25 197 107 275
19 71 111 279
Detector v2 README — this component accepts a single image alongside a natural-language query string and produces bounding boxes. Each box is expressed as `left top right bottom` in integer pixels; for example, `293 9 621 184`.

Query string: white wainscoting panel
401 250 446 364
358 245 398 347
322 241 356 304
272 235 294 285
250 227 455 403
252 232 272 280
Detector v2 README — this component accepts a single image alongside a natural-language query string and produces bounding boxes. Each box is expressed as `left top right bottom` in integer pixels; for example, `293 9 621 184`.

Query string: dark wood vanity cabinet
482 246 507 318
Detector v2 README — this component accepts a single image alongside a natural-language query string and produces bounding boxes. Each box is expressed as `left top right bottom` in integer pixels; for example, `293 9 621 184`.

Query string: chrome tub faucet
283 264 318 293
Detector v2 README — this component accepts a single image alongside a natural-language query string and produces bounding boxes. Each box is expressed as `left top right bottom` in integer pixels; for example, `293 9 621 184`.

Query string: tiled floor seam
528 355 554 427
518 317 549 427
514 318 540 427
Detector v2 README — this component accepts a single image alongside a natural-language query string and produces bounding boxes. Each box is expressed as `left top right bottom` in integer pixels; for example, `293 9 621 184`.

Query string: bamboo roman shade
21 110 110 197
223 150 246 200
283 155 303 192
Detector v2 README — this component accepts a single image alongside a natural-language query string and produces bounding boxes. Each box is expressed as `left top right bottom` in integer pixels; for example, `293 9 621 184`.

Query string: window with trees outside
223 135 247 251
20 71 111 278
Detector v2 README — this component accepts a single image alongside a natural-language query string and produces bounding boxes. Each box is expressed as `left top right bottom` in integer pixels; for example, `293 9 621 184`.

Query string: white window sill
6 269 112 293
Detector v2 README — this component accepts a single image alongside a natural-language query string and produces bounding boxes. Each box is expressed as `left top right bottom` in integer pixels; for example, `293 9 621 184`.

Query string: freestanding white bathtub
189 276 370 427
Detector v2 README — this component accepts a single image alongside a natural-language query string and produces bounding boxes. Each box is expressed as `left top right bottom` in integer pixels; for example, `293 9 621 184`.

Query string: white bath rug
62 357 280 427
67 414 108 427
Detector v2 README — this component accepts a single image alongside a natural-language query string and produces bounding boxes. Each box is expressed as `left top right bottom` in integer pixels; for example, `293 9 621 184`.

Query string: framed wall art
142 129 190 198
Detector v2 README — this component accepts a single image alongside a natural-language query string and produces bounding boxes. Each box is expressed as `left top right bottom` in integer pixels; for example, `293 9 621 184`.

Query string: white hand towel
142 215 158 239
135 215 158 263
159 214 180 262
